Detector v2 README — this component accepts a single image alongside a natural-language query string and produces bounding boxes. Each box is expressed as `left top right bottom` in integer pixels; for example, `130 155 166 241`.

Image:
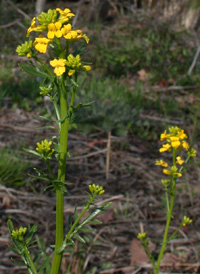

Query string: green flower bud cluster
137 232 146 240
66 54 91 76
39 86 53 96
36 139 54 158
16 41 33 58
89 183 105 196
12 226 27 242
37 9 57 26
183 216 192 226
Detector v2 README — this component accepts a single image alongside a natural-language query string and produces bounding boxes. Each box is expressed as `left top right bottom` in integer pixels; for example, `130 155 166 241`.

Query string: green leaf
70 78 79 87
37 125 57 130
8 244 20 255
73 101 95 111
23 148 41 157
11 258 26 267
74 234 86 243
26 224 37 245
79 228 95 233
7 219 14 233
34 115 54 122
19 63 50 79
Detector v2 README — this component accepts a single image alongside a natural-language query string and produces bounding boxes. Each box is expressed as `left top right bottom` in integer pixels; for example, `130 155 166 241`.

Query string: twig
6 0 31 20
72 0 84 27
139 114 183 125
188 45 200 75
68 148 107 160
0 19 19 29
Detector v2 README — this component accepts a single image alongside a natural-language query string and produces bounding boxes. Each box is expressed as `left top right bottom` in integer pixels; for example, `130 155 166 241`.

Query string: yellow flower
155 159 168 167
62 24 77 40
182 140 189 150
163 169 171 175
160 130 170 141
171 140 181 149
159 143 171 153
137 232 146 240
183 216 192 226
50 58 67 76
33 36 51 53
176 156 184 165
26 17 44 37
47 22 62 39
89 184 105 195
56 8 75 24
178 129 187 140
61 24 89 43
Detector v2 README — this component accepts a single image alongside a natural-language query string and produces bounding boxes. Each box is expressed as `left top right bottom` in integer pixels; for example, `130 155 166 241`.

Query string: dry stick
106 131 111 182
0 19 19 28
6 0 31 20
188 45 200 75
72 0 85 27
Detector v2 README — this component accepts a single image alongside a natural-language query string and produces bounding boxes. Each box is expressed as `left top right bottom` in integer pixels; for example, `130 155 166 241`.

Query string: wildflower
33 36 51 53
56 8 75 24
178 129 187 140
188 148 197 157
137 232 146 240
12 226 27 242
155 159 168 168
50 58 67 76
163 166 182 177
183 216 192 226
65 54 91 76
170 136 181 149
26 17 45 37
160 130 170 141
182 140 189 150
89 184 105 196
47 22 62 39
36 139 54 158
159 143 171 153
62 24 89 43
16 40 33 58
176 156 184 165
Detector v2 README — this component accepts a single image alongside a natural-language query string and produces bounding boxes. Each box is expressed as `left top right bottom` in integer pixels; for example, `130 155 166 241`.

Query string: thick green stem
50 78 69 274
23 244 38 274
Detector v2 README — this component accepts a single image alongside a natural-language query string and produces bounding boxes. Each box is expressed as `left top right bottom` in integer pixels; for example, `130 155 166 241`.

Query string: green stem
23 244 37 274
50 77 69 274
45 159 55 179
154 178 176 274
34 56 54 78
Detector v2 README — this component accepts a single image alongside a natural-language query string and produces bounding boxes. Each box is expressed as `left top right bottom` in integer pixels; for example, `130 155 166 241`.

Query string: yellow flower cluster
49 55 91 77
12 226 27 242
159 127 189 152
24 8 89 55
36 139 54 158
89 184 105 196
156 127 196 180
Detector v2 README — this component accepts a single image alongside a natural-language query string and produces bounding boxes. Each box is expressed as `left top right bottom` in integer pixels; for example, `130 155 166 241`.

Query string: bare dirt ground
0 108 200 274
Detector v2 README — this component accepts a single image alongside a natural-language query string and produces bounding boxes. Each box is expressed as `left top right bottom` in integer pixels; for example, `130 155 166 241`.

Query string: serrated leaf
19 63 50 79
74 234 86 243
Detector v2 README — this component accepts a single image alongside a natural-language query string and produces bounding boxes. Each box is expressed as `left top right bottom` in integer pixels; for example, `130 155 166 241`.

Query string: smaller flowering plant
138 126 196 274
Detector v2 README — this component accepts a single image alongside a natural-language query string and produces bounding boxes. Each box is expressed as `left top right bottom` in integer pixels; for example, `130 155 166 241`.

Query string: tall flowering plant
138 126 196 274
8 8 111 274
